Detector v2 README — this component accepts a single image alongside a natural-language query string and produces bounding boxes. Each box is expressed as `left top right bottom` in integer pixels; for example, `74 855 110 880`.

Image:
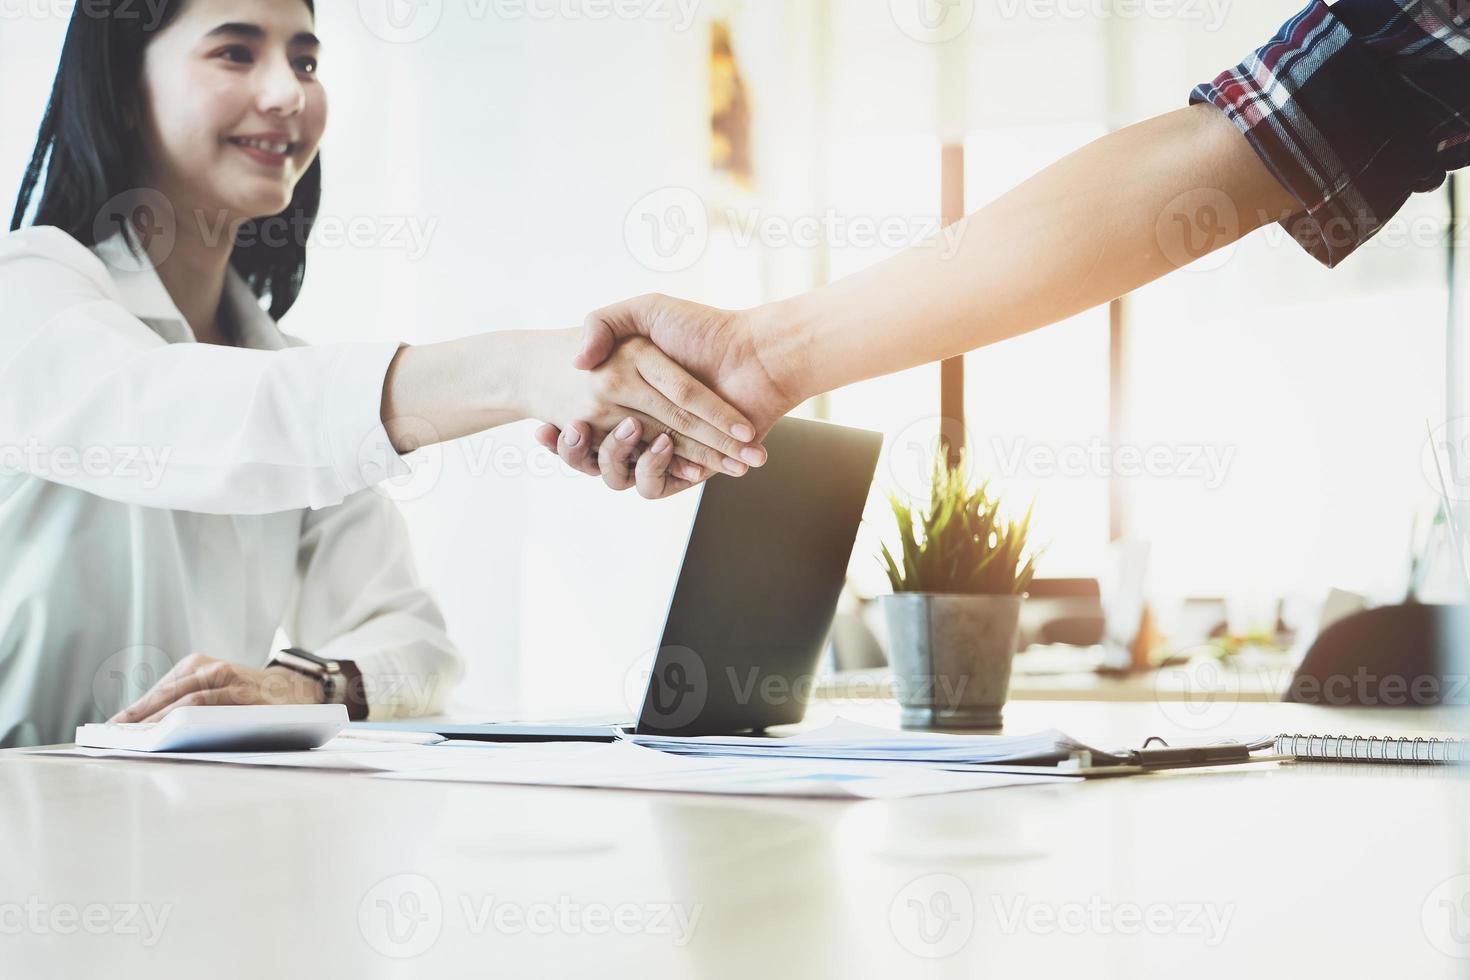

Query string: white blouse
0 226 464 746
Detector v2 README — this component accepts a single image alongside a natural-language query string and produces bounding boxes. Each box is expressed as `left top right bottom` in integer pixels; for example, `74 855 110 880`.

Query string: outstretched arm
745 102 1296 402
552 102 1297 482
559 0 1465 496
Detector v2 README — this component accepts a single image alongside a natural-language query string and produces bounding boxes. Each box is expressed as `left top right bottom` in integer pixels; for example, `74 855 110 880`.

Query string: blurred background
3 0 1465 716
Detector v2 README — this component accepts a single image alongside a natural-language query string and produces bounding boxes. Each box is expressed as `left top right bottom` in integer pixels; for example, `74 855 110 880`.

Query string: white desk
3 700 1467 979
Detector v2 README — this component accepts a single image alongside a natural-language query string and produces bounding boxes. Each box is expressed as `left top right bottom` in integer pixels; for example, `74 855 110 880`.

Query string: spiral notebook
1267 734 1469 764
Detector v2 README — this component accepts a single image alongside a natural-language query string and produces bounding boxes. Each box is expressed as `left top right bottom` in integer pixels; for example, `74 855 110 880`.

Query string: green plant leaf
877 444 1039 595
879 543 904 593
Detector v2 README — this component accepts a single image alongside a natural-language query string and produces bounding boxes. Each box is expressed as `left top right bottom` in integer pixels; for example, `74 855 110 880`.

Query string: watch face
281 648 331 670
273 650 353 709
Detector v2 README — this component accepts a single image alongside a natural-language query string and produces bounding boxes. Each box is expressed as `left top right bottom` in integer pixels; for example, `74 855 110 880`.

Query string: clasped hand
535 294 798 499
521 325 768 499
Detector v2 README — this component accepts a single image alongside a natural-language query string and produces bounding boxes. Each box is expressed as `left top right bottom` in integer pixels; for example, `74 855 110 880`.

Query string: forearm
381 331 529 453
759 103 1298 401
389 328 761 476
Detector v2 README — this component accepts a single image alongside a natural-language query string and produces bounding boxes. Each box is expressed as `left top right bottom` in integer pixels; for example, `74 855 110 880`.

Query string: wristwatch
268 648 369 721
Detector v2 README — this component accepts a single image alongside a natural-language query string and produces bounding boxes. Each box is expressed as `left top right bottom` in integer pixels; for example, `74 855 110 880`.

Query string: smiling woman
0 0 766 747
13 0 323 328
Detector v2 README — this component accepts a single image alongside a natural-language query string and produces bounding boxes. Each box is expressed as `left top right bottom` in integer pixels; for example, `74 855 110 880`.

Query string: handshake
525 292 808 500
387 100 1285 503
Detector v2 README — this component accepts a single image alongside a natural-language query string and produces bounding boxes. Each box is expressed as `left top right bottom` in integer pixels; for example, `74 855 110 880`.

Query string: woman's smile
225 132 298 168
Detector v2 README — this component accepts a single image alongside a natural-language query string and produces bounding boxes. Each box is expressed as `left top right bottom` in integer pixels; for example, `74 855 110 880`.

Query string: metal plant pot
881 593 1024 729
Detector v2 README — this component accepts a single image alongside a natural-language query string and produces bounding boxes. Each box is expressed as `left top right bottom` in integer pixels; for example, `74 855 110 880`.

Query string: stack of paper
44 736 466 773
40 732 1073 798
372 740 1070 798
625 719 1114 769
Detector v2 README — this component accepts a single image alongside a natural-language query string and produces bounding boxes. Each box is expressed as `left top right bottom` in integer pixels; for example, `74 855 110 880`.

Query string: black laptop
354 416 883 741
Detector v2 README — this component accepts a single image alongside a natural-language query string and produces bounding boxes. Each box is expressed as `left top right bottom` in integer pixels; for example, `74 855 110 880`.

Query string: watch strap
338 658 369 722
272 648 369 722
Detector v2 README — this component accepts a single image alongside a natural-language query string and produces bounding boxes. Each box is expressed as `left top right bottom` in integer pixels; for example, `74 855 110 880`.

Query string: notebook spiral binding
1275 734 1470 764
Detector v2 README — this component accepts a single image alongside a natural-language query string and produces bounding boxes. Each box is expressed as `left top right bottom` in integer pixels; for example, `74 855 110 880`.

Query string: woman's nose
256 57 306 117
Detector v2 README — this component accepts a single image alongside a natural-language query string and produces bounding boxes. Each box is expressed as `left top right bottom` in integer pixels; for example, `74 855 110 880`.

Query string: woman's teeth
229 137 291 155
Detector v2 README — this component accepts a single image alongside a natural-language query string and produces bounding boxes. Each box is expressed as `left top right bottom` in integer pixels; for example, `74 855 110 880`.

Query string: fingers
633 343 758 447
542 417 705 485
635 433 707 500
535 421 599 477
575 295 660 371
142 685 242 723
110 653 225 723
607 423 703 498
534 423 560 453
542 419 703 484
621 408 749 479
671 457 708 484
108 656 324 725
574 317 618 371
598 418 644 491
556 421 600 477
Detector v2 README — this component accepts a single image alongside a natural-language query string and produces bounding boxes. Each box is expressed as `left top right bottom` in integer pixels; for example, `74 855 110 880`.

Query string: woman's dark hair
10 0 319 320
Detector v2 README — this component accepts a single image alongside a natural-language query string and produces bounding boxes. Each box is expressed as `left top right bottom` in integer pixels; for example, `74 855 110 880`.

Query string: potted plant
880 451 1039 729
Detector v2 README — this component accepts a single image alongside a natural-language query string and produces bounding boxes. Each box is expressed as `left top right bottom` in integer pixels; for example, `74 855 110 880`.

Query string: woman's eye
218 45 253 65
294 56 318 76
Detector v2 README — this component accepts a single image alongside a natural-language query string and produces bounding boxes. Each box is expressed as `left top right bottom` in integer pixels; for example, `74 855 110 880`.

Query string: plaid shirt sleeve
1190 0 1470 268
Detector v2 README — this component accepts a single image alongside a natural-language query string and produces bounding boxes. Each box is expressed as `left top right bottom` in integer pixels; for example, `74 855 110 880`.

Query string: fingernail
677 463 703 482
733 423 755 442
563 427 582 448
723 458 748 477
740 446 767 467
651 433 671 453
615 419 637 440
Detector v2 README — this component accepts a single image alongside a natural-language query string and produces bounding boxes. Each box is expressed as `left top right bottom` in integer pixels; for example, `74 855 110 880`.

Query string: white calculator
76 704 348 753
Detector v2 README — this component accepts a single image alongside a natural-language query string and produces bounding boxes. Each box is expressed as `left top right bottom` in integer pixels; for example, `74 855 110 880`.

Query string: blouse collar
92 228 290 351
